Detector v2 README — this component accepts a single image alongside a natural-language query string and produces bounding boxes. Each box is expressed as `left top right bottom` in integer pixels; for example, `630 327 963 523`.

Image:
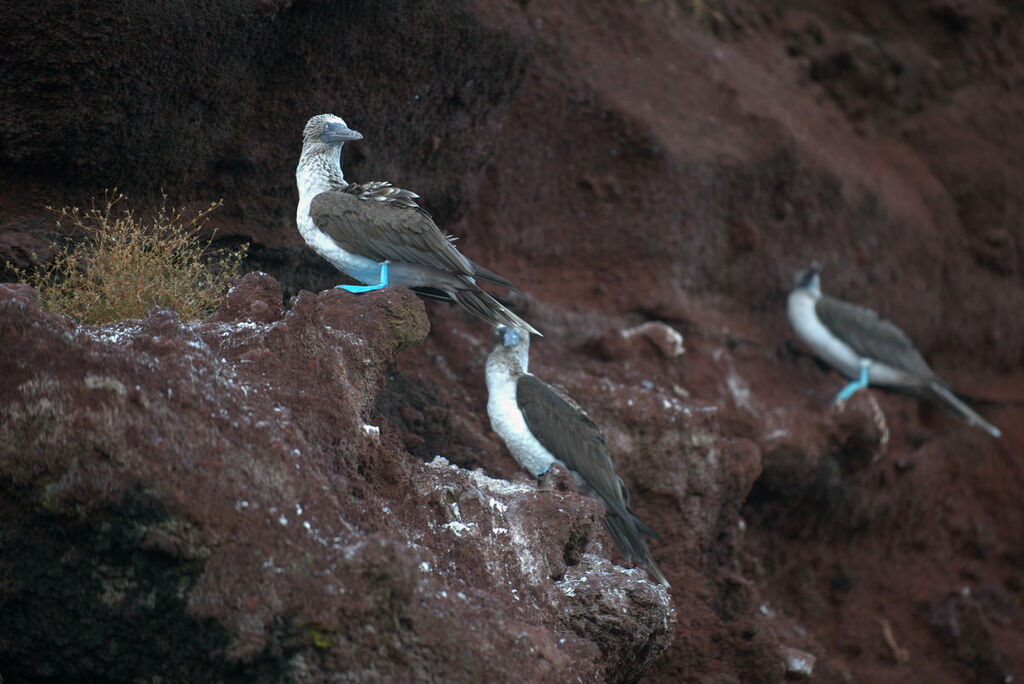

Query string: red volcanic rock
597 321 686 362
0 226 52 276
209 271 285 324
4 0 1024 681
0 276 675 682
925 588 1013 682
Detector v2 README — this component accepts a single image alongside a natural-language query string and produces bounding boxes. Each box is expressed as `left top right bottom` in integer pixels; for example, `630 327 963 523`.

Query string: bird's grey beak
321 122 363 144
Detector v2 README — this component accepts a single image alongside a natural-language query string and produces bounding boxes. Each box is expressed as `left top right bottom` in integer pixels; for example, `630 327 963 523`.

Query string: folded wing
816 295 936 380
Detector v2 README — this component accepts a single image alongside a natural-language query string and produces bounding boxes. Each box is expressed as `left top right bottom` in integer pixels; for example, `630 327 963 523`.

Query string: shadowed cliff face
3 0 1024 682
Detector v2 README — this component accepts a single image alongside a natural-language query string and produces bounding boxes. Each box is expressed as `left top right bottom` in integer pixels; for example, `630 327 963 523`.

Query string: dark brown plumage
296 113 539 334
309 189 537 333
515 374 669 587
815 295 936 384
788 263 1000 437
312 190 473 278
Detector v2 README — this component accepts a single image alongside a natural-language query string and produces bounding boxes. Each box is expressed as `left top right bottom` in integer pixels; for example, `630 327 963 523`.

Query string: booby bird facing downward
485 326 670 587
787 262 1001 438
295 113 540 334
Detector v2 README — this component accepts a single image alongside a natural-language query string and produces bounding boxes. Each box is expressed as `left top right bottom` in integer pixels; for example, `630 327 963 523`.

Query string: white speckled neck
485 344 557 478
788 288 861 378
295 143 379 282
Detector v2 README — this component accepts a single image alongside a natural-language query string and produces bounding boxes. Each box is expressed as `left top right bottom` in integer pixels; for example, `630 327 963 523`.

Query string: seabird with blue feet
787 262 1001 438
295 113 540 334
485 325 670 587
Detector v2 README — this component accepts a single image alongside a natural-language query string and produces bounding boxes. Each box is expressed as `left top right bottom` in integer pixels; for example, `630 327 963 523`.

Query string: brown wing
816 295 937 380
345 181 432 216
468 262 520 292
310 190 476 276
345 182 520 291
515 375 632 519
604 509 669 586
517 375 667 584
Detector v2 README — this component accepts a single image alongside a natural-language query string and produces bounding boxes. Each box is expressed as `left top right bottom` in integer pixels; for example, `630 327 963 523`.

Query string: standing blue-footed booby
295 113 540 334
485 326 670 587
787 262 1001 438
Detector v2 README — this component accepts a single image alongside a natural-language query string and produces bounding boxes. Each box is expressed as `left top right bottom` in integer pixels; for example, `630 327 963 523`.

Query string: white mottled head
792 261 822 297
296 114 365 222
488 325 531 375
302 113 363 150
298 114 363 177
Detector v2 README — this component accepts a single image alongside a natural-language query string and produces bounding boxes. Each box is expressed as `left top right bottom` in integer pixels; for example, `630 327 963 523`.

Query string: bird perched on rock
295 113 539 334
787 262 1001 438
485 325 670 587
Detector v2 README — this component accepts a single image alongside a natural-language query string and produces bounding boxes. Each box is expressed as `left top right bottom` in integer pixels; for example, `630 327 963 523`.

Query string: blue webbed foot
834 360 870 404
336 262 390 293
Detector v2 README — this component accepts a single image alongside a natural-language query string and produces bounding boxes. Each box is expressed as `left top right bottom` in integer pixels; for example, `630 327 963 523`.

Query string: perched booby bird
787 262 1001 438
295 113 540 335
485 326 670 587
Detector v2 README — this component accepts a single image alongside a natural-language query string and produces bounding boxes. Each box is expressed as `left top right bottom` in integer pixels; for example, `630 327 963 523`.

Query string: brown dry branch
11 191 248 324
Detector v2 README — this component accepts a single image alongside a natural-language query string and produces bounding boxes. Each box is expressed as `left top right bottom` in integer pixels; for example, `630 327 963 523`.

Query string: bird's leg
534 465 552 493
337 262 390 293
537 463 577 493
834 359 870 405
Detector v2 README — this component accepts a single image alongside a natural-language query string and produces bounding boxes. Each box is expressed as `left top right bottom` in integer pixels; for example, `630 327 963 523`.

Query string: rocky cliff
2 0 1022 681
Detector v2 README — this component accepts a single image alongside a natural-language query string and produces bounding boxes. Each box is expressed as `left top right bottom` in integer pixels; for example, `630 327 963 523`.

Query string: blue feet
337 262 389 293
834 360 870 404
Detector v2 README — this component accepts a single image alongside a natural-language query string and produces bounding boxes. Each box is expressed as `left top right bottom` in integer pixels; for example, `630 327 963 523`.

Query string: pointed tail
927 381 1002 438
604 512 671 588
451 286 542 336
470 262 525 295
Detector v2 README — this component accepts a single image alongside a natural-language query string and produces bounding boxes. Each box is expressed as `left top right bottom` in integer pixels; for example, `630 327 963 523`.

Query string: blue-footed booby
295 114 540 335
485 326 670 587
787 263 1001 438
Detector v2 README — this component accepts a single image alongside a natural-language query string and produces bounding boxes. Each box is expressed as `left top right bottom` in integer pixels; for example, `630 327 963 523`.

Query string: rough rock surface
2 0 1024 682
0 275 675 682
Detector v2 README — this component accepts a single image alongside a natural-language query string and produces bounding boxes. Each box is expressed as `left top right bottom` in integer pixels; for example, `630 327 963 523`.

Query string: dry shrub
15 191 248 324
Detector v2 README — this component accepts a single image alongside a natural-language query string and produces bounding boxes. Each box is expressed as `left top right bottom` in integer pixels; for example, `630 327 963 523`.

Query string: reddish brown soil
2 0 1023 681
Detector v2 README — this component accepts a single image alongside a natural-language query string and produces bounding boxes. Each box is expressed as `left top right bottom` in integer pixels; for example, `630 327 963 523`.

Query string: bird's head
495 325 522 349
793 261 822 295
490 325 530 373
302 114 363 149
